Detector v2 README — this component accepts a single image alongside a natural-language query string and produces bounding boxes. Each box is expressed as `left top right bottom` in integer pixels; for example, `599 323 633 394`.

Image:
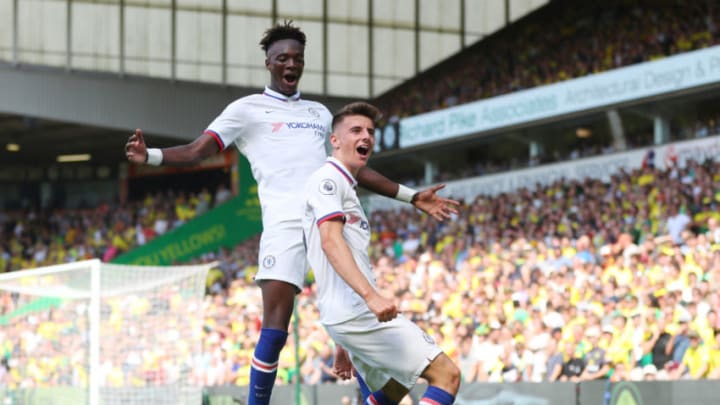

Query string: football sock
419 386 455 405
355 371 372 402
248 328 288 405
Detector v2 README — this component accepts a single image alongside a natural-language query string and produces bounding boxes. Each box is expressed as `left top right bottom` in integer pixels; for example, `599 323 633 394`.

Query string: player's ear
329 133 340 149
265 57 270 69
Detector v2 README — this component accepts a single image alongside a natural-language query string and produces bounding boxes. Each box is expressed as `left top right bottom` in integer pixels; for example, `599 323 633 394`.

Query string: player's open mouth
284 74 298 86
356 145 370 157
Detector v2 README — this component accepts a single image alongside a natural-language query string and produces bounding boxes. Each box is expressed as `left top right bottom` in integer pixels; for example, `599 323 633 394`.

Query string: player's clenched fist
125 128 147 164
366 293 398 322
333 345 353 381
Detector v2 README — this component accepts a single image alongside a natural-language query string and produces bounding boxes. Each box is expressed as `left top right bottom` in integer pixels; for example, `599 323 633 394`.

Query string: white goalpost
0 259 213 405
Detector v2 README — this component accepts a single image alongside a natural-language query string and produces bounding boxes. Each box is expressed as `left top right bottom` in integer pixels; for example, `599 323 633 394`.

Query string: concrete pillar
654 114 670 145
424 160 437 185
606 109 627 151
529 141 542 159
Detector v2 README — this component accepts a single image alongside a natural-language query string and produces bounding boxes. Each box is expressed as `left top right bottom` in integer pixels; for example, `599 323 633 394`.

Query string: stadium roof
0 1 551 171
0 113 129 166
0 63 352 169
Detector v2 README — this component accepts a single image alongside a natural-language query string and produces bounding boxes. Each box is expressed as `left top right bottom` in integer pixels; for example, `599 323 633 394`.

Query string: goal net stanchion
0 259 213 405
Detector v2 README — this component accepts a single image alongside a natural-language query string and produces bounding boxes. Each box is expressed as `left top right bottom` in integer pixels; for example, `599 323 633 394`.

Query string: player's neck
331 155 360 178
267 84 299 98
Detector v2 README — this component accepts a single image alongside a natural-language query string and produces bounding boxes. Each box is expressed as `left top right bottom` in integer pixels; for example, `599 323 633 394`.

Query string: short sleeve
306 170 346 226
205 99 249 151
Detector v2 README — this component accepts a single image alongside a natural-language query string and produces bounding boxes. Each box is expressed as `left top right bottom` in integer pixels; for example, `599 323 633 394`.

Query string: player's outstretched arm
356 167 459 221
355 166 402 199
411 184 459 220
318 219 398 322
125 128 220 167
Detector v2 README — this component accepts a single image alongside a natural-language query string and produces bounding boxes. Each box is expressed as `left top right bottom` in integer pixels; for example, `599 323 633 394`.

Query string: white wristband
146 148 163 166
395 184 418 203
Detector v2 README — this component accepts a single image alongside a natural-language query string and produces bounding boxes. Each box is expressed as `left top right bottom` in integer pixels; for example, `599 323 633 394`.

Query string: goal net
0 259 212 405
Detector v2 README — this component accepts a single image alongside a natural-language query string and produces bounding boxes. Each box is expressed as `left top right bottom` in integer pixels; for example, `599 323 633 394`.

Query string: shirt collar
263 86 301 102
327 157 357 188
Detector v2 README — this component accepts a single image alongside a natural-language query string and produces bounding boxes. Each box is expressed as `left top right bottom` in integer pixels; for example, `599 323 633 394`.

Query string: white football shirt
205 87 332 228
303 157 375 325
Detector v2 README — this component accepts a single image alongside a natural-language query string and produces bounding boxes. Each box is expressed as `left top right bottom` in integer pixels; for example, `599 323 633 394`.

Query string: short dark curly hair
259 20 306 54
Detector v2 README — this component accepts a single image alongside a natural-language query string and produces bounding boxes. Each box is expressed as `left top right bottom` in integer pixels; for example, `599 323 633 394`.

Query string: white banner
399 45 720 148
365 135 720 212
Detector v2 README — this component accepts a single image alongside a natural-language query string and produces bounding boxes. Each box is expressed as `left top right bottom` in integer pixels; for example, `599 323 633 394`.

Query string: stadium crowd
0 183 236 273
3 0 720 399
2 154 720 390
376 0 720 123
